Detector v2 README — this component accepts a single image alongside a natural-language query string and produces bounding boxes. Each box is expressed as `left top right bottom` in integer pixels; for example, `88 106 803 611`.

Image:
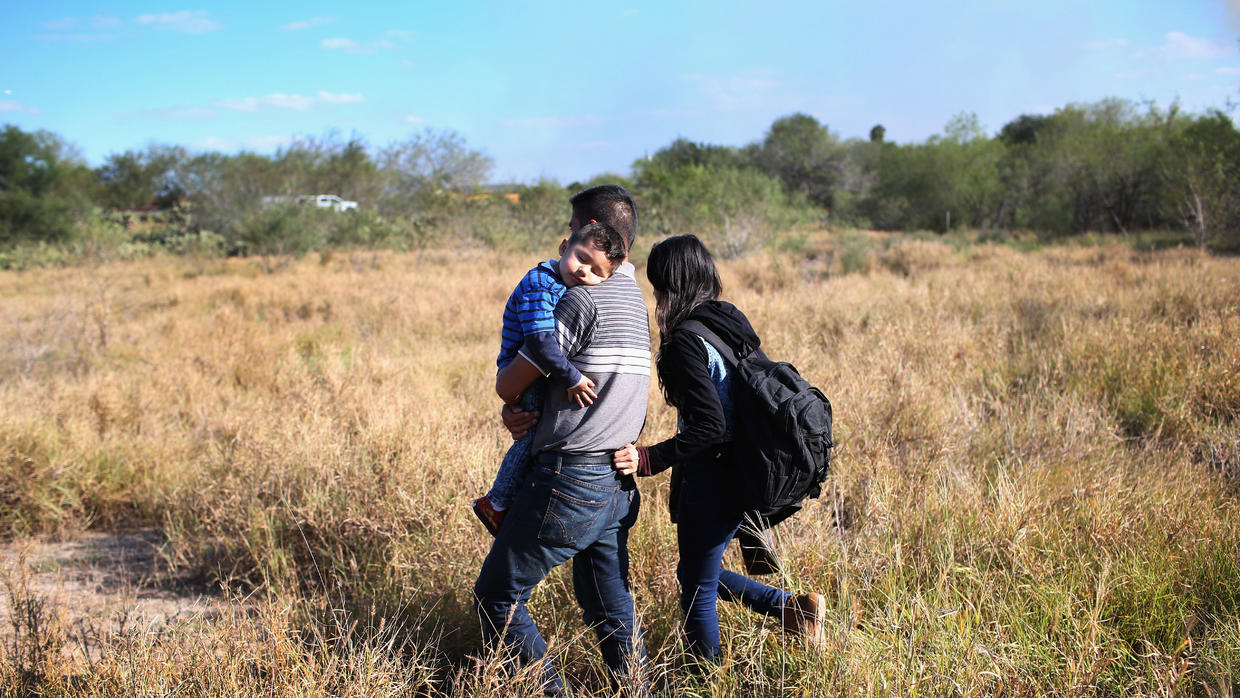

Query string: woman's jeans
474 453 646 696
677 461 791 662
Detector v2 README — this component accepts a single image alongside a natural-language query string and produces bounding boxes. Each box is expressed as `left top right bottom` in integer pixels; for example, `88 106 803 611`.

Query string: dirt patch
0 529 219 638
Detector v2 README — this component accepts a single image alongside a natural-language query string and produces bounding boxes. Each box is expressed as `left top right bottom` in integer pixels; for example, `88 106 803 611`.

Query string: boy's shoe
472 496 506 537
782 593 826 648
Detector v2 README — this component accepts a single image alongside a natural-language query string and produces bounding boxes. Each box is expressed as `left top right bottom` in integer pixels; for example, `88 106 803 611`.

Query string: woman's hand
613 443 639 476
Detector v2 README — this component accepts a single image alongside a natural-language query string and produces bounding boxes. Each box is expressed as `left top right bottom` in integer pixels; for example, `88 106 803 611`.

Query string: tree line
1 97 1238 263
0 126 503 258
635 98 1240 250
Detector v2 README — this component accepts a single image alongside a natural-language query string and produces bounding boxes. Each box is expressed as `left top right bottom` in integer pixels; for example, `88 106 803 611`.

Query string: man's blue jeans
474 453 645 696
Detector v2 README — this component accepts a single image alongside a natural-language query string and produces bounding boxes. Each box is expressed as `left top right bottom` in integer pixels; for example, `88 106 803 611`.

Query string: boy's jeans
486 382 545 507
474 454 646 696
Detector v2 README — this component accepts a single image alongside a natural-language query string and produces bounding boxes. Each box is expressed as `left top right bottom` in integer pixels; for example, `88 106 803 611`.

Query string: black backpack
681 320 834 523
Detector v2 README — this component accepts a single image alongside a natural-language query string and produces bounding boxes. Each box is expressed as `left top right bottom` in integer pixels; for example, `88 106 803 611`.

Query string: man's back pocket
538 488 609 547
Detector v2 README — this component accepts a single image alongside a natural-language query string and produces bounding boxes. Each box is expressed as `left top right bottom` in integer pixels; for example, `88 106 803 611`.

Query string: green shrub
326 209 403 249
635 162 811 257
837 232 876 274
231 205 331 257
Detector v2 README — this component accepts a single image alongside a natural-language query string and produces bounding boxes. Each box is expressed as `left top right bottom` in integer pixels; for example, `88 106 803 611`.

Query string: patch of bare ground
0 529 221 651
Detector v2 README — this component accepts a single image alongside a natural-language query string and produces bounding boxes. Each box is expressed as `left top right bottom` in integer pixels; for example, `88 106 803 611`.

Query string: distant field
1 234 1238 696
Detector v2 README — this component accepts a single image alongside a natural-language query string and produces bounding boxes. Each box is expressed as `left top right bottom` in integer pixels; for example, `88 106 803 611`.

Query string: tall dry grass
0 236 1237 696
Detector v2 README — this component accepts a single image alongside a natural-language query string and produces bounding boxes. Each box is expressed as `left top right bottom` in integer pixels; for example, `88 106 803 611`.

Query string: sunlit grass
1 236 1237 695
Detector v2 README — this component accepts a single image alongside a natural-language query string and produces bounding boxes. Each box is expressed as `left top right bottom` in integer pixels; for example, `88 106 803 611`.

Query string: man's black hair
568 220 627 267
569 185 637 251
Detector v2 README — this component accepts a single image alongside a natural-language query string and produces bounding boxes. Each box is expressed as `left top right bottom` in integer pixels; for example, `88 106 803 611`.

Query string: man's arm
500 403 539 440
496 354 546 405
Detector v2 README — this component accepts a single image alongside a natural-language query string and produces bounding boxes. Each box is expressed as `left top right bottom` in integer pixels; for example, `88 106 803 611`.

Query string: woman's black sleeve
645 331 728 473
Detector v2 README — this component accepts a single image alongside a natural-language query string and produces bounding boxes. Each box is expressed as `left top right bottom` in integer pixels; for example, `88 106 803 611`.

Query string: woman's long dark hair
646 235 722 405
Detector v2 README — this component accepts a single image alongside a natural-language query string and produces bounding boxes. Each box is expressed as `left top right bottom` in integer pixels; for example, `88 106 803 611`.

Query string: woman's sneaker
782 593 826 648
472 496 506 537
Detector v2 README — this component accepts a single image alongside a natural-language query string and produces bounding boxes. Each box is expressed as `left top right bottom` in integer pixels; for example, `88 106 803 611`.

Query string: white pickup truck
297 194 358 212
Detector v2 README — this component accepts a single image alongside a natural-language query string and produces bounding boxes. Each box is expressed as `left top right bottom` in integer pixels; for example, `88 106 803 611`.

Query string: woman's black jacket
638 300 764 476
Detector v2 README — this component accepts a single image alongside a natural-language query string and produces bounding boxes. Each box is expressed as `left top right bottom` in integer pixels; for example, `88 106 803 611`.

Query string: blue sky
3 1 1239 184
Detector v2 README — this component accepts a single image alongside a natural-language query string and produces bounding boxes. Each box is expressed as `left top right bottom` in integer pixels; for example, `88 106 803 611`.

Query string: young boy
473 220 628 535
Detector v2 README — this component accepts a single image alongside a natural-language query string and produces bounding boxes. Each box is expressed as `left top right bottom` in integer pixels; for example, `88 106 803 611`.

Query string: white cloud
398 59 415 69
40 14 123 35
683 69 783 111
1216 66 1240 76
282 16 335 31
164 106 218 118
321 35 401 53
385 29 415 41
1115 69 1156 80
0 100 40 114
137 10 221 34
196 135 288 152
214 93 312 111
322 37 360 50
117 105 219 119
644 108 700 118
263 93 315 110
213 92 361 112
1158 32 1235 60
214 96 259 111
501 115 604 129
246 135 290 150
1084 38 1128 50
33 33 113 42
403 114 427 125
44 17 79 30
1188 73 1206 80
684 71 781 93
317 91 364 104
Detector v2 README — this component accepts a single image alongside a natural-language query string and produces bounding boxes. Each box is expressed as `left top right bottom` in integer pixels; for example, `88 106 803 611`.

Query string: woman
613 234 825 663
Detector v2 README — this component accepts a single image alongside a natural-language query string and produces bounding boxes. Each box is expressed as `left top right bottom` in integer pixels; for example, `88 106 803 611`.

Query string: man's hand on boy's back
500 404 539 440
566 376 597 409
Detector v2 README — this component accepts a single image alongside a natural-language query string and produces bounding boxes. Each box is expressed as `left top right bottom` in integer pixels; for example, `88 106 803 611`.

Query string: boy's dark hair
570 185 637 251
568 221 627 268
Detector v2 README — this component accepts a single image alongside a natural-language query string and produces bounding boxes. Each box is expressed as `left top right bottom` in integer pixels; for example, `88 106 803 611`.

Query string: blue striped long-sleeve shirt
497 259 583 388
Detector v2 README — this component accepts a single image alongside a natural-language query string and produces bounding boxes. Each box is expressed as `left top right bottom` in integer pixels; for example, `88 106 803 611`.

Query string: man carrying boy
473 219 628 535
474 185 650 696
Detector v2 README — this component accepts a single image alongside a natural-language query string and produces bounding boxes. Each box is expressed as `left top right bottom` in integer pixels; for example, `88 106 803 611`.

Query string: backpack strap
679 319 739 367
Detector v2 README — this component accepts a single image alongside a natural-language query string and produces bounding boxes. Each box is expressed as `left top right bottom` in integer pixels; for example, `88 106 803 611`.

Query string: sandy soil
0 529 218 644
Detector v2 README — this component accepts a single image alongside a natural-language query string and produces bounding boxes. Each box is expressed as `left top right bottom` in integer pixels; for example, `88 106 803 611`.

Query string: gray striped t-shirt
528 263 651 456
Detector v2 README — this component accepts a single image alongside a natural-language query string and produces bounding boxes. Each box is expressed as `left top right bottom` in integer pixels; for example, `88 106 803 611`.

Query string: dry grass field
1 234 1238 696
